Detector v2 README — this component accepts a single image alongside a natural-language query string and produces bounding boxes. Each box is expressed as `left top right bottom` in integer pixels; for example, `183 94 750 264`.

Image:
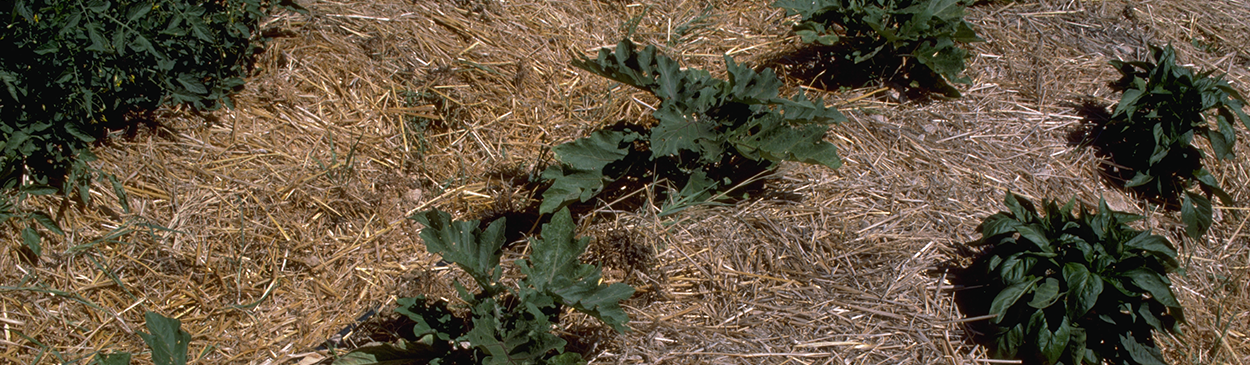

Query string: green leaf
1039 316 1071 364
1122 232 1176 260
547 352 587 365
977 214 1022 238
138 312 190 365
992 322 1025 358
539 166 607 215
519 208 635 331
730 121 841 168
1121 333 1168 365
1016 224 1050 251
999 254 1036 284
1121 268 1180 308
1067 326 1088 365
1062 263 1102 319
1003 193 1037 221
1027 277 1061 309
21 227 41 258
176 75 208 94
395 296 463 342
410 210 506 291
464 297 567 365
551 130 635 171
650 107 717 158
92 352 131 365
28 211 63 236
332 339 440 365
989 277 1039 324
1181 191 1212 239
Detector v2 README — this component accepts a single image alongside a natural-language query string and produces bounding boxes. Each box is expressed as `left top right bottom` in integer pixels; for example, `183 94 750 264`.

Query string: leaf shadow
760 42 960 103
933 241 1004 351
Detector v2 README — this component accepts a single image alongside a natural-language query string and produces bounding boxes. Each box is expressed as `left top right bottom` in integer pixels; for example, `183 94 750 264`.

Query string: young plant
335 208 634 365
91 311 192 365
543 39 845 215
1088 44 1250 239
771 0 983 97
958 193 1183 365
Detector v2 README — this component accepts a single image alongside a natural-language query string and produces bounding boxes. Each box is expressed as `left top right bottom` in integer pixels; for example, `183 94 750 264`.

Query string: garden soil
2 0 1249 364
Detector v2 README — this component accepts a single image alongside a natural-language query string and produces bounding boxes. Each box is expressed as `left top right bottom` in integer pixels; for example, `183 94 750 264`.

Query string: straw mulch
3 0 1248 364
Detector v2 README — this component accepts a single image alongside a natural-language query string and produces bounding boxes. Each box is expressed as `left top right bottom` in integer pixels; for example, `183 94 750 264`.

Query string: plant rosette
1092 44 1250 239
959 193 1183 365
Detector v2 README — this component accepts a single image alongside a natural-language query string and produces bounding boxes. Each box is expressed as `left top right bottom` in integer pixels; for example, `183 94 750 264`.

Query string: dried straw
2 0 1247 364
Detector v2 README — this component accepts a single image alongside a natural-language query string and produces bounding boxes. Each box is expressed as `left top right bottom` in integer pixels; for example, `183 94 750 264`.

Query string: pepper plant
959 193 1183 365
1087 45 1250 240
771 0 982 97
1 0 303 196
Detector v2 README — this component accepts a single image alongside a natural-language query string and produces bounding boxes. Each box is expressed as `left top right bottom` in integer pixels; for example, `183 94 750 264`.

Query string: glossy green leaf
1121 333 1168 365
1122 231 1176 260
1039 316 1071 364
1062 263 1102 319
989 278 1038 324
967 193 1182 365
1121 268 1180 308
1016 225 1049 251
1027 277 1061 309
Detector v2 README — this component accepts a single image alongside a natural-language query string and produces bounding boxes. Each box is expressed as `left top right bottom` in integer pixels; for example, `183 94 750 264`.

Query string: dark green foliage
958 193 1182 365
545 39 845 214
337 208 633 365
1087 45 1250 239
0 0 304 195
772 0 982 97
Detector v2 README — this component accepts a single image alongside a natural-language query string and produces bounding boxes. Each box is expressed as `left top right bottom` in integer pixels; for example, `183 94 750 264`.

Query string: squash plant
333 208 633 365
959 193 1183 365
1087 44 1250 240
771 0 983 97
544 39 845 215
